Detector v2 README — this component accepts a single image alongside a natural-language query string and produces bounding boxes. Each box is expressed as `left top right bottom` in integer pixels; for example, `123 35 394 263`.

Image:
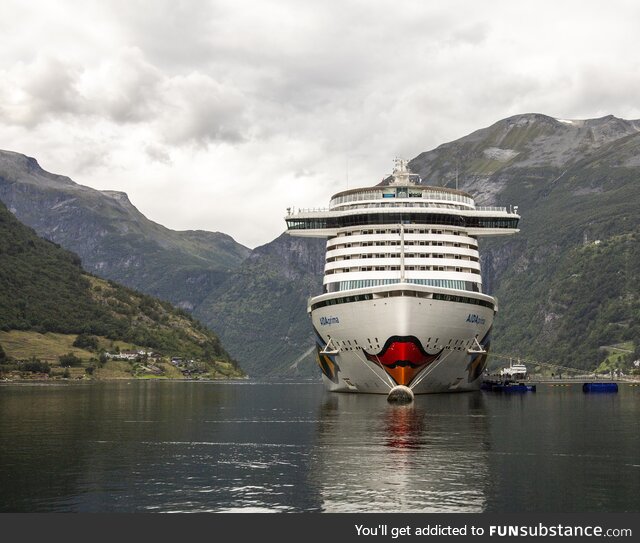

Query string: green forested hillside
0 199 244 378
494 233 640 369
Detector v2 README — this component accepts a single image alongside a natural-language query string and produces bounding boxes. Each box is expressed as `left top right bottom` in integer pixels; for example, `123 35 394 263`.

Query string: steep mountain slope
0 150 250 312
0 199 244 378
195 234 326 378
409 114 640 369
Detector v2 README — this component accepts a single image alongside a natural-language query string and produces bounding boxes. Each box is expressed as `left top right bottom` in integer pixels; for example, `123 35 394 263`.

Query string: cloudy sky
1 0 639 248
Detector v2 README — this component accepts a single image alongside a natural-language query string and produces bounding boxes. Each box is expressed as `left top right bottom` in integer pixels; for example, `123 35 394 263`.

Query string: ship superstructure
285 159 519 393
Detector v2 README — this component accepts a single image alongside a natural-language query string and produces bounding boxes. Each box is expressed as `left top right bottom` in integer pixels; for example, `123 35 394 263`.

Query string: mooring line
409 349 454 391
353 349 394 390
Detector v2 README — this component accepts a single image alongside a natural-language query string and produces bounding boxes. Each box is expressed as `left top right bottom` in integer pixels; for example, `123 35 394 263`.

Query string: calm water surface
1 381 639 512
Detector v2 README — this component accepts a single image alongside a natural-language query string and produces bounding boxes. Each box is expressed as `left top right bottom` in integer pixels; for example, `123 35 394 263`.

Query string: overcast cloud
1 0 639 247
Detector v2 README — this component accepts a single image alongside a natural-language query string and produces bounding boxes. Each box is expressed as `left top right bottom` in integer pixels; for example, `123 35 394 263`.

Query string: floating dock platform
582 382 619 393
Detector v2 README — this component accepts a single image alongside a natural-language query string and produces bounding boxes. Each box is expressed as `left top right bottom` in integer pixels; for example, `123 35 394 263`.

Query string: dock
482 375 639 394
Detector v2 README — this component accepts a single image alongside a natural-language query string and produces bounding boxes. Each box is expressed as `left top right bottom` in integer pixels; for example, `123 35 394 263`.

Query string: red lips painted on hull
363 336 442 386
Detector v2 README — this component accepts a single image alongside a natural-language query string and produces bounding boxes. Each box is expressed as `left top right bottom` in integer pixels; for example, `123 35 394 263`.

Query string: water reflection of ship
384 404 426 450
308 393 492 512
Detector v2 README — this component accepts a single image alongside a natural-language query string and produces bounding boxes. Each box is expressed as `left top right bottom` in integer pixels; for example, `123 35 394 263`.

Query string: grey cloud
110 0 220 69
449 22 490 46
2 0 640 247
569 65 640 118
87 48 163 124
0 50 161 127
71 138 115 173
145 144 172 165
158 72 248 145
0 56 82 127
0 46 249 146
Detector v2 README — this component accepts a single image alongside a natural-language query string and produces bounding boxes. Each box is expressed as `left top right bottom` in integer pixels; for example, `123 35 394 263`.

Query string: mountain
409 113 640 369
0 198 244 379
195 113 640 377
194 233 326 378
0 149 323 378
2 113 640 378
0 150 250 313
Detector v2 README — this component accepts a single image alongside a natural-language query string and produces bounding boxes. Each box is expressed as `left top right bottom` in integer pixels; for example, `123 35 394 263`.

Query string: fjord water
1 381 639 512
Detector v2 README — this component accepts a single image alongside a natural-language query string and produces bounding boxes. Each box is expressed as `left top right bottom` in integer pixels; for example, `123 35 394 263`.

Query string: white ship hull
312 286 493 394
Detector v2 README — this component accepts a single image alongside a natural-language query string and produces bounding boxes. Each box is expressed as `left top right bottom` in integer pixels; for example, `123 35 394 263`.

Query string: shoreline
0 375 251 384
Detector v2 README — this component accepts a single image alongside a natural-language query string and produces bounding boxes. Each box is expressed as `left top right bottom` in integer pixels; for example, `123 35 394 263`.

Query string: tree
73 333 99 351
21 358 50 374
99 352 108 366
0 343 6 363
59 352 82 367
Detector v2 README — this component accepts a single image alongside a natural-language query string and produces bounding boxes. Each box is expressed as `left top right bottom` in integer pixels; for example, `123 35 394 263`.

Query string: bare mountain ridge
410 113 640 205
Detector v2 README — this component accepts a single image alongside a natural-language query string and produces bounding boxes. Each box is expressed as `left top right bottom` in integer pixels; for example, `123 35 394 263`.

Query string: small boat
481 379 536 393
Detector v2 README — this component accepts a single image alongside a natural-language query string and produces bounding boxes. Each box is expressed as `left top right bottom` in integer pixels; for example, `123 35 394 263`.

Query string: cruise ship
285 159 519 394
